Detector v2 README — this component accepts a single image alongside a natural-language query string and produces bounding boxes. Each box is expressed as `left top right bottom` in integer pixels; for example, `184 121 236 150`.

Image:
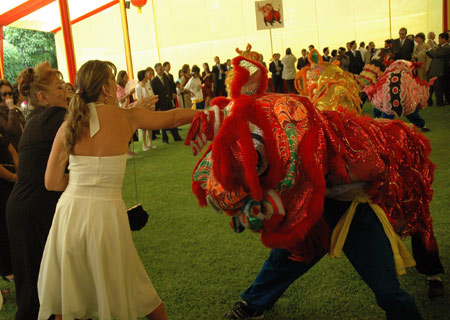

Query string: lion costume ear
308 48 323 65
229 56 268 99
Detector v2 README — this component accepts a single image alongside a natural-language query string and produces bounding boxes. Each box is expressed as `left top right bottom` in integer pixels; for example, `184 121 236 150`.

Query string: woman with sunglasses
0 79 25 150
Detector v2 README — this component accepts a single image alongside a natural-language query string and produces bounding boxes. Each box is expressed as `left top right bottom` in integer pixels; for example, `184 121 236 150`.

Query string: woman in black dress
6 62 68 319
0 127 17 284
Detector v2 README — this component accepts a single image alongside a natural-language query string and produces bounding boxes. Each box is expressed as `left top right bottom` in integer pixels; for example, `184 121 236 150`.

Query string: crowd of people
267 28 450 110
0 25 447 319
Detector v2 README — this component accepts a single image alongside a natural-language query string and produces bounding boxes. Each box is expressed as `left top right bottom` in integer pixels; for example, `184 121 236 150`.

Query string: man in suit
322 47 331 62
151 63 182 143
296 49 308 70
225 59 232 72
163 61 178 108
212 56 227 97
346 40 364 74
392 27 414 61
269 53 283 93
426 32 450 106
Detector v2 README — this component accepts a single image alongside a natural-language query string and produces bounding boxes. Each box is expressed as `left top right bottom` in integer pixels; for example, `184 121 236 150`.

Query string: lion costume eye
249 123 268 176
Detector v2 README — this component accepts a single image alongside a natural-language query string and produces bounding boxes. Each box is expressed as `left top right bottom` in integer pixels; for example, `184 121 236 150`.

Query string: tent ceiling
0 0 115 33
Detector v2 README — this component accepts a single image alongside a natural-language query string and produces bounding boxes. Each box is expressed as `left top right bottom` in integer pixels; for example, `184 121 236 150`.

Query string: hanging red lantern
130 0 147 14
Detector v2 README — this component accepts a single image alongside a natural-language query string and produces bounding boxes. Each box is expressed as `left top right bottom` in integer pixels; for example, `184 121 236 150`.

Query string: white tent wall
54 0 443 82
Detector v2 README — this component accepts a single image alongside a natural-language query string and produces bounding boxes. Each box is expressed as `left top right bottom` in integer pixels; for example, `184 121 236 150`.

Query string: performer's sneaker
427 280 445 298
223 301 264 319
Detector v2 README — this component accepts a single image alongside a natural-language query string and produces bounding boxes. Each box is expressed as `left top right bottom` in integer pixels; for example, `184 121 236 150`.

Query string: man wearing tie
346 40 364 74
269 53 284 93
392 27 414 61
163 61 177 107
212 56 227 97
151 63 182 144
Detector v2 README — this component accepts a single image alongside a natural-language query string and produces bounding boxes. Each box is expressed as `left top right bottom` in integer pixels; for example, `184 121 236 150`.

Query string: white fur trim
210 105 221 138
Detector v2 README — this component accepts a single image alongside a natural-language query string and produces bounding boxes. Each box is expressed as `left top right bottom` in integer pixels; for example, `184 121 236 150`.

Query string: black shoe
223 301 264 319
421 126 430 132
427 280 445 298
427 101 433 107
174 138 183 142
163 140 169 144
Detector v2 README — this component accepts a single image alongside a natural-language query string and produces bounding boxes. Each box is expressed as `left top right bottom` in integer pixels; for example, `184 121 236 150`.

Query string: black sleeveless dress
6 106 66 320
0 127 14 278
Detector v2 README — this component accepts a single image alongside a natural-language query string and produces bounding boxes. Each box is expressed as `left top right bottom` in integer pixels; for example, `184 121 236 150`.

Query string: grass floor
1 102 449 319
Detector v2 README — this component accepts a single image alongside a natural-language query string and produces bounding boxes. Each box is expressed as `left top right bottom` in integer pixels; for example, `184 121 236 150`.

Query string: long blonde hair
65 60 117 153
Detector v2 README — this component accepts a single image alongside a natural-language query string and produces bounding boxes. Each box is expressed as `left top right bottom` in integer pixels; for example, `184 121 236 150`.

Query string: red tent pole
0 25 4 79
58 0 76 84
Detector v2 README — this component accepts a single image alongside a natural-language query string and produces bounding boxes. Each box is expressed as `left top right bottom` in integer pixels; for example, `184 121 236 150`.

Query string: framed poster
255 0 284 30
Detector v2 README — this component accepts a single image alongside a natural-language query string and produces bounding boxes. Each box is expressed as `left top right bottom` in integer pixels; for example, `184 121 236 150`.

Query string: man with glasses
392 27 414 61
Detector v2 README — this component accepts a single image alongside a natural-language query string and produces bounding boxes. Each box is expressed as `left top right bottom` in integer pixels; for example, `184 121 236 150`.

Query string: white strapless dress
38 154 161 320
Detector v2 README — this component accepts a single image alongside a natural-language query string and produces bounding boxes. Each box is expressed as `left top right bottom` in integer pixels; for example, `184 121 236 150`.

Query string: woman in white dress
38 60 199 320
135 70 156 150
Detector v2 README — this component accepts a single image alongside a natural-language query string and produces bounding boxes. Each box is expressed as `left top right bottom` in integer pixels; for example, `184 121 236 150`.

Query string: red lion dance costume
364 60 435 117
185 51 437 267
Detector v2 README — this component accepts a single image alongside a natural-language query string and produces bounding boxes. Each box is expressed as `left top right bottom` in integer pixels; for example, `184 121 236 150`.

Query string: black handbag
127 204 148 231
127 144 149 231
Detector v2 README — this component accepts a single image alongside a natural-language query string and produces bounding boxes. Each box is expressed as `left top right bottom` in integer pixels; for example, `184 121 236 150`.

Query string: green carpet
1 102 449 319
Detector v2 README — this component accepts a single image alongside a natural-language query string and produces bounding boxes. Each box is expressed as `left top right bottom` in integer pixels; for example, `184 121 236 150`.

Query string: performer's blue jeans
373 108 425 129
241 202 422 320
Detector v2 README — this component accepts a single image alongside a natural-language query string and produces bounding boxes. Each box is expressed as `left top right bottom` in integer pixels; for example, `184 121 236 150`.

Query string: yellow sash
191 99 204 109
329 194 415 276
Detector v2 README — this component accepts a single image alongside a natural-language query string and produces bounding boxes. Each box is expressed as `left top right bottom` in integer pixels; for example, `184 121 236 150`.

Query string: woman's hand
9 173 17 182
129 95 159 110
5 98 15 110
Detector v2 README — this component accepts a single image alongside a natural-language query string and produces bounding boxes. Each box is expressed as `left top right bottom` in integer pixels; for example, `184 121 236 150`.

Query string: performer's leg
343 203 422 320
381 113 395 119
373 108 382 118
405 110 427 130
240 248 323 312
411 234 445 298
225 197 350 318
196 101 205 110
